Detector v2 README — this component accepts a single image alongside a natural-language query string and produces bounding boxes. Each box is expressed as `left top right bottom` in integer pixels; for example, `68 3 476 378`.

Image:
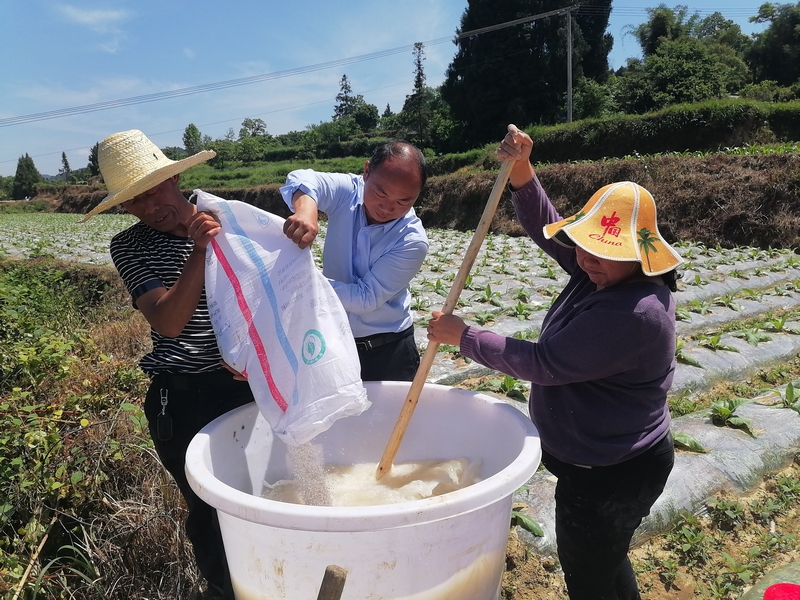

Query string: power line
0 3 765 129
0 38 452 128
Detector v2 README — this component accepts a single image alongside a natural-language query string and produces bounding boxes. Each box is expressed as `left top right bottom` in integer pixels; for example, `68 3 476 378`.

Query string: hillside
51 153 800 250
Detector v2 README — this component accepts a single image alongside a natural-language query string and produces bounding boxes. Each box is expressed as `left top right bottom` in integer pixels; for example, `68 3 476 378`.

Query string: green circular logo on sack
302 330 326 364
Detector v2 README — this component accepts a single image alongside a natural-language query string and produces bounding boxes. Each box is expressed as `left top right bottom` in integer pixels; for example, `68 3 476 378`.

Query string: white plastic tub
185 381 541 600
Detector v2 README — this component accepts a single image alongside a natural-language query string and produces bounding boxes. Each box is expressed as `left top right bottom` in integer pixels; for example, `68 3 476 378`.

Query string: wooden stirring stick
376 159 514 479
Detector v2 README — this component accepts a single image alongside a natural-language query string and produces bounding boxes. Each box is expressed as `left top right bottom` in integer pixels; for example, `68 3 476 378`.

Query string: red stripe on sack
211 240 288 412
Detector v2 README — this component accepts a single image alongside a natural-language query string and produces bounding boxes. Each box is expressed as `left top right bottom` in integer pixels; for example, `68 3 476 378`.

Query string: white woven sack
196 190 370 445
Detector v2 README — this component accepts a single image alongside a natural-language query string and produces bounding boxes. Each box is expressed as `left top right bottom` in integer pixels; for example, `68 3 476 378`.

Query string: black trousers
144 370 254 598
541 433 674 600
357 328 420 382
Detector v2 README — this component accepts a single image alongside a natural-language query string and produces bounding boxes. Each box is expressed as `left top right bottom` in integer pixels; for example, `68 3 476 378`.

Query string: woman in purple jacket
427 125 684 600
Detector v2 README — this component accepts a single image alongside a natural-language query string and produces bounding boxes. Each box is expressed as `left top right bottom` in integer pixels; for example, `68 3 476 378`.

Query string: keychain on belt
157 388 173 441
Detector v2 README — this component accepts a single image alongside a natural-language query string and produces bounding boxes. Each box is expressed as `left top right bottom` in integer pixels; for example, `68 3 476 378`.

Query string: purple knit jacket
460 176 675 466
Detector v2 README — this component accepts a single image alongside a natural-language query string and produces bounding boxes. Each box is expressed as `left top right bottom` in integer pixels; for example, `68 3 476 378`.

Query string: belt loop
356 339 373 352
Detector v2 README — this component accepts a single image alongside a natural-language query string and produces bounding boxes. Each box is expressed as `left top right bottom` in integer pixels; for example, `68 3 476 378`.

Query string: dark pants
541 433 674 600
356 327 420 382
144 370 254 598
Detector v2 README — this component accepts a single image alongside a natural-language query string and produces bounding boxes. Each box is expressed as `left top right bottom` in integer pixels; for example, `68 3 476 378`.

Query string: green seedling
771 381 800 413
740 288 765 301
477 375 528 402
473 310 496 325
714 294 741 311
675 306 692 321
699 334 739 352
472 284 502 307
513 330 539 341
688 300 712 315
761 315 800 334
511 507 544 537
710 398 756 437
675 339 703 368
733 328 772 346
687 274 709 287
672 431 707 453
509 301 532 321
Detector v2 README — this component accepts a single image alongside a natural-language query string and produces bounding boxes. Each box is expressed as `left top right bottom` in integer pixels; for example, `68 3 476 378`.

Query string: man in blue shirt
280 141 429 381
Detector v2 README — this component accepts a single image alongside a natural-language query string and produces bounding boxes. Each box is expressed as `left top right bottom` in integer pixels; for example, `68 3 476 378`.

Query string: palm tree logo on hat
638 227 659 272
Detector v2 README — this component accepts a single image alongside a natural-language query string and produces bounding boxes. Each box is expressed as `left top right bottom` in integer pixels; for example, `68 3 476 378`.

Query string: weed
707 497 747 531
665 512 712 566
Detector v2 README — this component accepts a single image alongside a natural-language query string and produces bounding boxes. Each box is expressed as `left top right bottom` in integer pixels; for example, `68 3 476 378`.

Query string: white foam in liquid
262 458 481 506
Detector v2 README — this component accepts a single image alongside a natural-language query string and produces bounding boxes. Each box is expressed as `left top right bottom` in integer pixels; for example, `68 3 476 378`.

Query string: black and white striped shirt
110 221 221 374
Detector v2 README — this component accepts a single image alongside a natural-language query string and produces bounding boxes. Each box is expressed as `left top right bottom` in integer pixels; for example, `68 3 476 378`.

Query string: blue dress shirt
280 169 429 338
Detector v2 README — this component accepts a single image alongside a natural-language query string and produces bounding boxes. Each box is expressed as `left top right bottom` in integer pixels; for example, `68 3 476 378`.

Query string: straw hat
82 129 215 220
543 181 683 276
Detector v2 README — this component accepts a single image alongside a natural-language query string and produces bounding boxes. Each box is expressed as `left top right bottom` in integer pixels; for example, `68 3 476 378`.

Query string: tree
207 139 236 168
12 153 42 199
442 0 613 147
399 43 433 146
747 2 800 86
238 117 269 140
239 135 270 162
162 147 187 160
183 123 204 155
333 75 356 121
573 77 615 119
332 75 379 133
87 143 100 177
630 4 696 58
59 152 71 178
350 103 379 131
627 6 751 95
614 37 726 113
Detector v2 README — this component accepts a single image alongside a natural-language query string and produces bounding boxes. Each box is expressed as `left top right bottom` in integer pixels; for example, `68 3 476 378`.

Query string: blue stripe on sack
216 203 300 406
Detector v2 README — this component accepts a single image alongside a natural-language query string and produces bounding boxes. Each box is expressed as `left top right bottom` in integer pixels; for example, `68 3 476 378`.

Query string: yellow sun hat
81 129 215 221
543 181 683 276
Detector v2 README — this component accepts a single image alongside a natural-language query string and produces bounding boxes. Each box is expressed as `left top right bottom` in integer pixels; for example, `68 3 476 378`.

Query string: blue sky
0 1 769 177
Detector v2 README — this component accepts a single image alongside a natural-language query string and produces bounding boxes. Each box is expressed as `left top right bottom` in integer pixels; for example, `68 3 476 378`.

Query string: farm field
2 211 800 599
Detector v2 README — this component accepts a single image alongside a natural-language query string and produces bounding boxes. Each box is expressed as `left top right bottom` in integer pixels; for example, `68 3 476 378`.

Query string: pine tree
12 153 42 199
442 0 612 147
333 75 356 120
87 143 100 177
400 43 433 146
59 152 71 177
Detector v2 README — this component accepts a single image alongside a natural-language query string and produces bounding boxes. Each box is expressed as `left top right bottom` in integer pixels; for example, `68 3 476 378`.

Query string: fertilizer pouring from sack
197 193 481 507
198 192 371 505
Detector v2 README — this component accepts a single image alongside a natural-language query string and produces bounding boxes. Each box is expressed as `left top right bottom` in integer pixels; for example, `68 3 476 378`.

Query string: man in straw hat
427 125 683 600
279 140 430 382
85 129 254 599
